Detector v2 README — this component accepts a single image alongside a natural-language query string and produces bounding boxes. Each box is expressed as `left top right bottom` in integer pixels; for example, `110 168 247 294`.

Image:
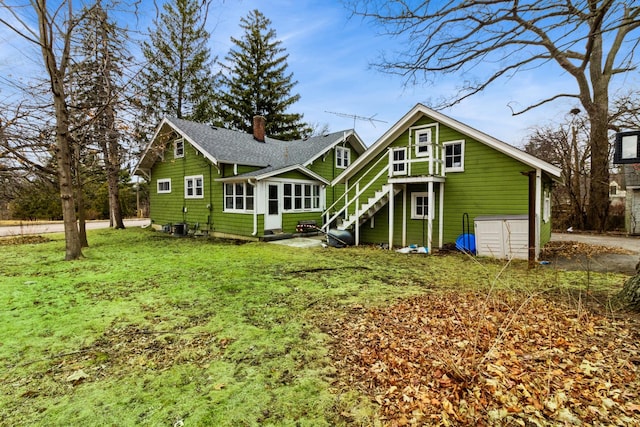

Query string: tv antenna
325 111 387 129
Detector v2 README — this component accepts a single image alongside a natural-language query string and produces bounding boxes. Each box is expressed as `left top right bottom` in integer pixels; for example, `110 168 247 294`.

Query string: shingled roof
135 116 366 180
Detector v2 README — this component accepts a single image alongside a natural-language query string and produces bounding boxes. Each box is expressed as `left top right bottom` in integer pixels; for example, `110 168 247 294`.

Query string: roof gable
334 103 562 183
134 117 363 179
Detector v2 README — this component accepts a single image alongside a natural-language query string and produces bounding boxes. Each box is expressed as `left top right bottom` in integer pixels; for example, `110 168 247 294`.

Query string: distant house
134 115 366 239
323 104 562 259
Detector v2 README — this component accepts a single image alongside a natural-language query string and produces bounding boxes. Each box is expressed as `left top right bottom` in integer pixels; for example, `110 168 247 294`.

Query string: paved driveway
548 232 639 275
0 219 151 237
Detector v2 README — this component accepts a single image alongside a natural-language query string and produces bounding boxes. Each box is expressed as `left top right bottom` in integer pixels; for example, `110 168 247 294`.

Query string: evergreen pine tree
69 1 128 232
136 0 217 133
216 9 311 141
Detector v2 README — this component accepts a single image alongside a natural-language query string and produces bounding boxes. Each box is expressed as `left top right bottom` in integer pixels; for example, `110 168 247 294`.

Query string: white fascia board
216 165 330 185
333 103 562 184
303 130 368 168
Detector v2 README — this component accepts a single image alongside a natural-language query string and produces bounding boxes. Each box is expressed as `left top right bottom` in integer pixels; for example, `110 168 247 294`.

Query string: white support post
439 182 444 249
355 182 360 246
402 186 407 248
535 169 542 259
388 183 394 249
428 181 434 252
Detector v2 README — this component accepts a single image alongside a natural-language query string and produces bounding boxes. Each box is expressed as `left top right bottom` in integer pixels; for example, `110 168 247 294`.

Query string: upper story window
185 175 203 199
336 146 350 169
157 178 171 194
415 129 432 157
174 139 185 158
391 147 407 175
224 182 254 211
444 140 465 172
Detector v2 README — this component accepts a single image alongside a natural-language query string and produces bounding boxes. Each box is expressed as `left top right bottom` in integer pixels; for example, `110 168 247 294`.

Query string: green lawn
0 228 627 426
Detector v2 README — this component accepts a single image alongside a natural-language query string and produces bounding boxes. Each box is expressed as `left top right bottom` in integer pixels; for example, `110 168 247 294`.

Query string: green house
323 104 562 259
134 115 366 239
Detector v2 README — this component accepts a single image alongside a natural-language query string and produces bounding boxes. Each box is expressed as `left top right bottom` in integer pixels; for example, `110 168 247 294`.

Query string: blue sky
1 0 637 147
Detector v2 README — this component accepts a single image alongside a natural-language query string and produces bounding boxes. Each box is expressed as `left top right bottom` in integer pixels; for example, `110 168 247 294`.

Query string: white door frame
264 182 282 230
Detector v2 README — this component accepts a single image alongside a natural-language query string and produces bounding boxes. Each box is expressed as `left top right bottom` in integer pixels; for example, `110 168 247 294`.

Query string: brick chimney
253 115 266 142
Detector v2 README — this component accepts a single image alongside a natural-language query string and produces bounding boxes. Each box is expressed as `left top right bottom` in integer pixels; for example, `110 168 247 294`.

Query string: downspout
249 179 258 236
208 163 213 231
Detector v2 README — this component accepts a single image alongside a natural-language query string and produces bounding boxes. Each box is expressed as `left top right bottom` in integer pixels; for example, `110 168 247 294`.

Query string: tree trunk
616 274 640 311
37 0 82 260
586 107 610 232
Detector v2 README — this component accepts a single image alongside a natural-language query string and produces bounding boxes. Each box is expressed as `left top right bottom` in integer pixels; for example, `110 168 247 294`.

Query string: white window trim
283 182 322 212
336 146 350 169
174 138 185 158
391 147 407 176
157 178 171 194
223 182 255 213
184 175 204 199
411 192 430 220
443 140 465 172
415 128 432 157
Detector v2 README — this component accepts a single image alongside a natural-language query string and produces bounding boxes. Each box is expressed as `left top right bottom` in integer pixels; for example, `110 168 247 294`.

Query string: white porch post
355 182 360 246
535 169 542 259
428 181 434 252
402 185 407 248
439 182 444 249
388 183 394 249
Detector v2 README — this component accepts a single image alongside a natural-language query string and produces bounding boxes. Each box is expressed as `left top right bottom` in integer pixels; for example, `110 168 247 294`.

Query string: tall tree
350 0 640 231
216 9 311 140
524 112 591 229
136 0 217 136
70 2 128 231
0 0 85 259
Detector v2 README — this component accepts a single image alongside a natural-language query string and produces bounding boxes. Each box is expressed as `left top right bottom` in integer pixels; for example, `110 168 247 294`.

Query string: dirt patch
0 235 51 246
328 291 640 426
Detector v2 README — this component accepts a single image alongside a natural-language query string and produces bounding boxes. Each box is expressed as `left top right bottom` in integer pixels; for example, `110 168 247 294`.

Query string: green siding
282 212 321 234
350 113 541 248
150 142 217 230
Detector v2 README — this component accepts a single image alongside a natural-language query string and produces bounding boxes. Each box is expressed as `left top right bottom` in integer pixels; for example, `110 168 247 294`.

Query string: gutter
248 179 258 236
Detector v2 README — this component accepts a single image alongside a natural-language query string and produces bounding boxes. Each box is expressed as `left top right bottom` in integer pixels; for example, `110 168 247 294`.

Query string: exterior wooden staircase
337 184 401 230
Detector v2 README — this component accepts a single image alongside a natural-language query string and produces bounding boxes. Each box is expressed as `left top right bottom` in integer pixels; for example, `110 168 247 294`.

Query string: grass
0 228 628 426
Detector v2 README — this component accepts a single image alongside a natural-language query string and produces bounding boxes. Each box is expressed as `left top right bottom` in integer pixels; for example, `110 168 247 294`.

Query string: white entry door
264 183 282 231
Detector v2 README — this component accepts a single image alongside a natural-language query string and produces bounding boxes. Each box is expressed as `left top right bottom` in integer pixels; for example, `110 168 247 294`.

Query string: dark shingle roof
166 117 353 172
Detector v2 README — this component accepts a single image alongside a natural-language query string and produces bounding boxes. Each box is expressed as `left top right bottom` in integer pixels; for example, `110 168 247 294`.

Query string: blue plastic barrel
455 233 476 254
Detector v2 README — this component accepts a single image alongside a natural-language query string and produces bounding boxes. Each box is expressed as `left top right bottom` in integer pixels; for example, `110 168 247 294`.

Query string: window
444 140 465 172
157 178 171 194
184 175 203 198
336 146 350 168
283 183 321 211
391 148 407 175
174 139 185 158
411 192 430 219
543 190 551 223
415 129 431 157
224 182 254 211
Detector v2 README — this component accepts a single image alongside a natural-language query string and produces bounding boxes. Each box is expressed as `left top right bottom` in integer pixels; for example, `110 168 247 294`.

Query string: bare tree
524 112 591 229
349 0 640 231
0 0 86 259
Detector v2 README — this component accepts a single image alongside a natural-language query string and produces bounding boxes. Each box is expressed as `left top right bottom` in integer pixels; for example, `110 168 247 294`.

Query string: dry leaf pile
329 292 640 426
541 240 635 258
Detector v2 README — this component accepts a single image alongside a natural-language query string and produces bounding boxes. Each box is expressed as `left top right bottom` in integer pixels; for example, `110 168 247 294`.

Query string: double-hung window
391 148 407 175
415 129 431 157
444 140 465 172
157 178 171 194
224 182 254 211
185 175 203 198
283 183 321 211
336 146 350 169
411 192 430 219
174 139 185 158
